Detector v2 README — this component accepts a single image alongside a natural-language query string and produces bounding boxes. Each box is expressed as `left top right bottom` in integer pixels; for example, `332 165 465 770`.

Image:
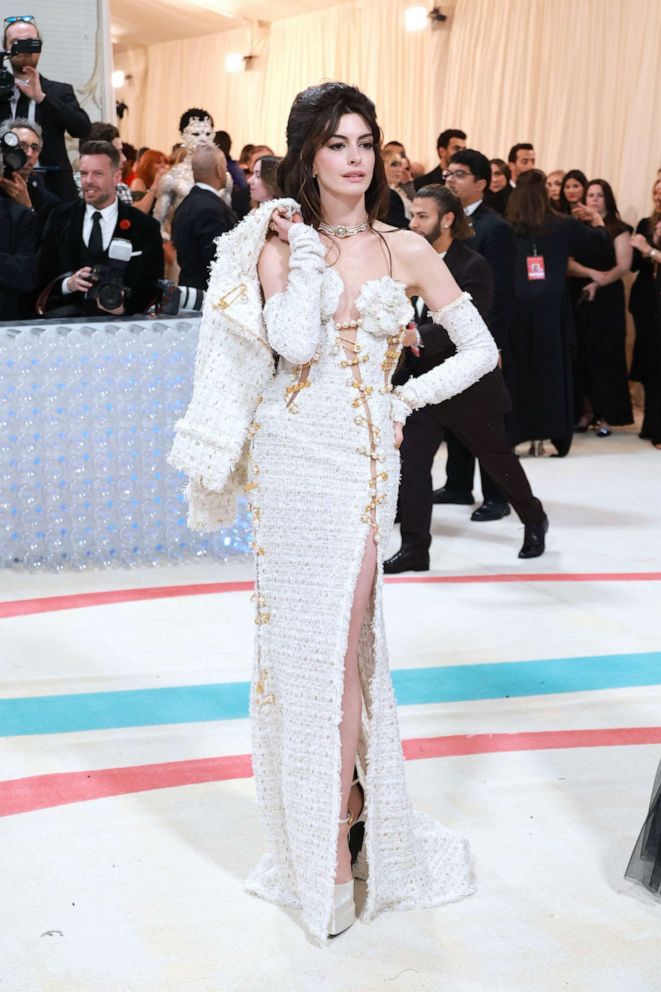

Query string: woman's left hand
269 207 303 242
394 422 403 449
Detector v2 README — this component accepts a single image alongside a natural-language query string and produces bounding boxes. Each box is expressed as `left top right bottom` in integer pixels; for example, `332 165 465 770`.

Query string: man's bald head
192 144 226 186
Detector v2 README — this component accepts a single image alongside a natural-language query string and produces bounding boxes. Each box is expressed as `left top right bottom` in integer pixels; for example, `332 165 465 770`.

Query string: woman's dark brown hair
277 82 389 228
586 178 627 238
558 168 588 214
506 169 558 235
254 155 283 198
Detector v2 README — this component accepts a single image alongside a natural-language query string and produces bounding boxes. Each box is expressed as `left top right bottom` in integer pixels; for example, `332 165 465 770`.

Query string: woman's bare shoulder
374 224 436 271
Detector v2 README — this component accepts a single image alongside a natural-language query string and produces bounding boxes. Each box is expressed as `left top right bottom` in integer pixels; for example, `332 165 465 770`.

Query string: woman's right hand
269 207 303 242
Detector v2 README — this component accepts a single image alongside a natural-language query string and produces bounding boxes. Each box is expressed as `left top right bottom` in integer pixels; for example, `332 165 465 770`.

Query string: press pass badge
527 255 546 280
527 242 545 281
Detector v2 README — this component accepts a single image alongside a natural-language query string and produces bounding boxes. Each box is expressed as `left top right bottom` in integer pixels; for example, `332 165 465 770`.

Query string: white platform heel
328 815 356 937
328 880 356 937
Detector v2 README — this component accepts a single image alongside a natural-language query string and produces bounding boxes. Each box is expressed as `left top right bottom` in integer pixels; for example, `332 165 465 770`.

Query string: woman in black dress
629 177 661 441
568 179 633 435
505 170 608 456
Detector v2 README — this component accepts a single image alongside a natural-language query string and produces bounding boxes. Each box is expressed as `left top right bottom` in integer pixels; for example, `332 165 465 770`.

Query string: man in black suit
384 186 547 572
438 148 517 521
37 141 164 317
172 144 236 290
413 128 466 191
0 192 39 319
0 118 59 230
1 17 91 201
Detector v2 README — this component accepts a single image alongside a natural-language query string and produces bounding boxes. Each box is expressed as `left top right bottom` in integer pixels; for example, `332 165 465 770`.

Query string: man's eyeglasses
19 141 40 153
443 169 472 181
4 14 35 26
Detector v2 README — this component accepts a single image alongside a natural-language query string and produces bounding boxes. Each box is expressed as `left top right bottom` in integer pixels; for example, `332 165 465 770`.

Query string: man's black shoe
383 548 430 574
470 501 511 522
432 487 474 505
518 515 549 559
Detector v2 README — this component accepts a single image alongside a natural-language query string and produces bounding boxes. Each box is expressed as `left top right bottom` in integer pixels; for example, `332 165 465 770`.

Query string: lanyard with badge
527 239 546 281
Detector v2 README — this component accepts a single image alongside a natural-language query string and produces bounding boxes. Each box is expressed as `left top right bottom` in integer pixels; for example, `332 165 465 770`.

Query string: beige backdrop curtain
115 0 661 220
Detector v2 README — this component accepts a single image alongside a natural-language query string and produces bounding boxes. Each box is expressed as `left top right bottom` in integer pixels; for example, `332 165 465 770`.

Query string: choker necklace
318 219 370 239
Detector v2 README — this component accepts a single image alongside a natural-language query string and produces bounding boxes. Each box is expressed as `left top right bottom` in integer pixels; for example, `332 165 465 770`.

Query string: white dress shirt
464 199 482 217
62 199 119 294
10 80 37 123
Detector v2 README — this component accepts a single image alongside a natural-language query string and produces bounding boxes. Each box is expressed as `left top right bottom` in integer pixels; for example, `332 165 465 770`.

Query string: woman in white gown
171 83 498 942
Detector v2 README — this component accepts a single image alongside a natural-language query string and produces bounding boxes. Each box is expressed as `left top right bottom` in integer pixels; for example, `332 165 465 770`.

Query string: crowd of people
0 18 659 480
2 23 658 938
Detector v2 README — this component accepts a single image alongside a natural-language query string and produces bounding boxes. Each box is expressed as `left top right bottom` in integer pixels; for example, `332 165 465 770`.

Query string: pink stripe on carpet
2 726 660 817
2 572 661 619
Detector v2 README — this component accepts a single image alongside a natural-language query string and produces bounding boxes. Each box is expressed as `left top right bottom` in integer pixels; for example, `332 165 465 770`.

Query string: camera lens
98 284 123 311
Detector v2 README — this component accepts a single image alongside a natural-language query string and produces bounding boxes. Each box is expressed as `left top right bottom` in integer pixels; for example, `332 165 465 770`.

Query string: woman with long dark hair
568 178 633 434
170 82 497 941
505 170 607 455
247 154 282 205
558 169 588 214
487 157 512 215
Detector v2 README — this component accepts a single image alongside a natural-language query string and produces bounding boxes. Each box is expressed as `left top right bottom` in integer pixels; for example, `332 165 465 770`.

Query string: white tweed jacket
167 198 300 531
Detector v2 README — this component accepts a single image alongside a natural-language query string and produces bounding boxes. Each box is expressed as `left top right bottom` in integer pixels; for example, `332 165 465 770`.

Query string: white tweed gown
244 229 482 942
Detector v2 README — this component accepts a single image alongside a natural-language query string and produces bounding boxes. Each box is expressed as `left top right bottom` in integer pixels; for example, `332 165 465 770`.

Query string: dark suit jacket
172 185 236 290
0 196 39 320
0 75 91 202
395 238 510 422
26 174 60 231
383 188 409 229
465 201 515 351
414 164 445 191
37 198 164 316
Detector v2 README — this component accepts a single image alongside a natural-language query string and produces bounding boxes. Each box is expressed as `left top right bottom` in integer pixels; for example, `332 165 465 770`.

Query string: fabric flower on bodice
320 267 343 323
356 277 414 337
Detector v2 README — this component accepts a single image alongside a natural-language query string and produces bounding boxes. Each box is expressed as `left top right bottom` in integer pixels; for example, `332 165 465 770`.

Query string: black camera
0 129 27 178
85 238 132 312
154 280 205 316
0 37 42 101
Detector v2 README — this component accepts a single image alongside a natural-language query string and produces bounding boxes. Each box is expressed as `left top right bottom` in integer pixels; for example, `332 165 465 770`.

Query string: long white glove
262 224 326 365
394 292 498 420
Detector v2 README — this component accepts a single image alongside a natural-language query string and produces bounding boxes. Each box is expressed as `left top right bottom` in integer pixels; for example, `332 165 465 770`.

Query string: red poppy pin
119 219 132 231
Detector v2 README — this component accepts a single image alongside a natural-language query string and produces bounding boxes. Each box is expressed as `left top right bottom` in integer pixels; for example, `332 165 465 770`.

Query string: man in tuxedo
507 143 536 187
37 141 164 317
439 148 517 521
1 16 91 201
0 118 59 230
414 128 466 190
172 144 236 290
384 186 547 572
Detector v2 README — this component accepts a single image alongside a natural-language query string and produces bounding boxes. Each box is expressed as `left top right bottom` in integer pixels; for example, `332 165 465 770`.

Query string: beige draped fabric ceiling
114 0 661 222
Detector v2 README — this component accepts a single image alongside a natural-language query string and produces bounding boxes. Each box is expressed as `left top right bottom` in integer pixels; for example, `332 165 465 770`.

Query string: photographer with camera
0 117 59 228
0 136 39 319
37 140 164 318
0 15 91 201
